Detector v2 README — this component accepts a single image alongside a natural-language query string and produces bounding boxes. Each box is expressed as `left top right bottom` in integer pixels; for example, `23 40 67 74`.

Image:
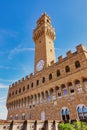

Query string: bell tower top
33 13 56 73
33 13 56 42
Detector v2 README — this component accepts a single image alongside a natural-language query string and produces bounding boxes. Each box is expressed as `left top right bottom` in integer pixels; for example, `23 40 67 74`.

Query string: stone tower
33 13 56 73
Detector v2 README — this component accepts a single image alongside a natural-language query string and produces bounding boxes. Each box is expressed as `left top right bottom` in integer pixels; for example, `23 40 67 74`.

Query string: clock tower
33 13 56 73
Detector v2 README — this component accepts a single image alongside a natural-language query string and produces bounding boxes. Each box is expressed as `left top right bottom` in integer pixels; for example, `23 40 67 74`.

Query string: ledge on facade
0 120 12 124
13 120 24 123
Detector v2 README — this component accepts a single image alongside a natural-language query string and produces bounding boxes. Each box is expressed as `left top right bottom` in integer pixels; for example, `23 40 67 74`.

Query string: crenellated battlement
76 44 87 53
9 73 34 88
57 44 87 63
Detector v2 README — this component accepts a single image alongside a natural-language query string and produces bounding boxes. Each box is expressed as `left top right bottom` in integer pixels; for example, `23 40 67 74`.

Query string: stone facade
6 13 87 123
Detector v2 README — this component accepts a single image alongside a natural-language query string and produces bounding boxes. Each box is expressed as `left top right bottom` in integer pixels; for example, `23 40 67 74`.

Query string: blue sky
0 0 87 119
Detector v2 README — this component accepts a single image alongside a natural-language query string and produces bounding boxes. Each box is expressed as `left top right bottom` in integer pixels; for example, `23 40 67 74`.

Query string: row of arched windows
9 60 81 98
7 78 87 111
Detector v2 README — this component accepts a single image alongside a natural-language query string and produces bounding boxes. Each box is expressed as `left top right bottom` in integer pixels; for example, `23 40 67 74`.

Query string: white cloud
55 48 61 51
0 78 15 83
0 97 6 100
0 29 18 38
0 65 10 70
0 83 8 88
0 65 21 70
8 46 35 59
0 99 6 102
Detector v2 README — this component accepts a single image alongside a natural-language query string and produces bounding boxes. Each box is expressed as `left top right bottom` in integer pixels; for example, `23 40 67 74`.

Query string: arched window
65 66 70 73
50 88 55 100
22 113 25 120
45 91 50 102
41 92 44 103
15 114 18 120
75 80 82 93
83 78 87 91
29 113 32 119
10 115 13 120
75 61 80 68
19 88 21 93
61 84 68 96
77 104 87 121
49 73 52 80
55 86 62 97
56 70 60 77
68 82 74 94
31 82 33 88
24 97 26 107
15 90 17 95
36 80 39 86
23 86 25 91
37 93 40 104
65 109 70 120
83 106 87 119
42 77 45 83
12 91 14 96
41 111 45 121
61 109 65 121
61 107 70 121
31 95 33 105
34 94 37 105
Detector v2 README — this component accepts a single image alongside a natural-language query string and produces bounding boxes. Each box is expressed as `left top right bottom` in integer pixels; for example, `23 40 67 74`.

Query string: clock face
36 60 44 71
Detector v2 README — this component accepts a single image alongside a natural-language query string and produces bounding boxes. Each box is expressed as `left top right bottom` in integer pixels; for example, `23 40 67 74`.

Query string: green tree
73 121 87 130
58 123 75 130
58 121 87 130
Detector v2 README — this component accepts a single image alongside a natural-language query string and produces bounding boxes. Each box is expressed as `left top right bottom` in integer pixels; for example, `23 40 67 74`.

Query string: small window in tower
49 73 52 80
50 49 52 52
42 77 45 83
47 19 50 23
36 80 39 86
65 65 70 73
